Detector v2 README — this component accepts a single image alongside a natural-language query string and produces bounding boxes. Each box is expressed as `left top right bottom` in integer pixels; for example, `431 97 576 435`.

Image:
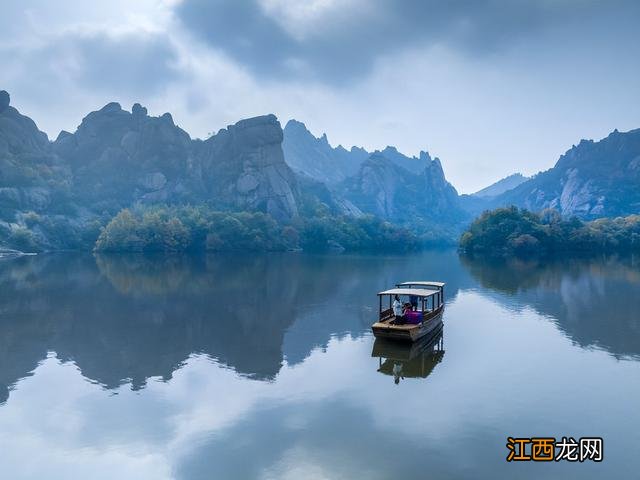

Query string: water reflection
461 254 640 360
0 250 471 403
1 251 639 479
372 326 445 384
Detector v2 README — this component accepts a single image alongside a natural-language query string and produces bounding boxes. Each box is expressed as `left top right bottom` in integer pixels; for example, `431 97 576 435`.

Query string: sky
2 0 639 193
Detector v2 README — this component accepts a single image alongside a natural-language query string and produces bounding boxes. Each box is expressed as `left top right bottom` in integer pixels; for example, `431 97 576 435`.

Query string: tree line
94 204 423 253
460 206 640 257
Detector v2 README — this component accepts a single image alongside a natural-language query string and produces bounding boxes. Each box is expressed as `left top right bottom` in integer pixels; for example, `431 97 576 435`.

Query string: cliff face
283 120 429 184
0 92 70 211
342 150 465 225
283 120 460 222
0 92 302 249
495 129 640 218
53 105 299 222
53 102 195 212
345 153 413 219
0 91 75 249
196 115 299 221
377 146 429 174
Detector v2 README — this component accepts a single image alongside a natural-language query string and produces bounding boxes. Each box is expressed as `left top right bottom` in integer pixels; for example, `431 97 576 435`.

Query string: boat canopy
377 288 439 298
396 281 445 288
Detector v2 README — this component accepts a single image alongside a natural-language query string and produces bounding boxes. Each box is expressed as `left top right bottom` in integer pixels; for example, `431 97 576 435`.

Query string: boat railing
379 307 394 321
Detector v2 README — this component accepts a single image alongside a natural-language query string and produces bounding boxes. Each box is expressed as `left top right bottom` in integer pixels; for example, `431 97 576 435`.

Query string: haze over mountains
284 117 640 222
471 173 529 198
284 119 465 227
495 129 640 218
1 89 639 251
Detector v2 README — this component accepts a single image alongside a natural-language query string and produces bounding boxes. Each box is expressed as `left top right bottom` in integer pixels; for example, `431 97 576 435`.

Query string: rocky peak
282 118 367 184
0 92 68 223
0 91 50 155
346 153 413 219
225 114 283 150
132 103 147 118
52 102 193 211
351 146 367 155
198 114 299 221
423 156 447 184
0 90 10 113
494 128 640 218
376 145 428 174
419 150 433 163
343 151 464 224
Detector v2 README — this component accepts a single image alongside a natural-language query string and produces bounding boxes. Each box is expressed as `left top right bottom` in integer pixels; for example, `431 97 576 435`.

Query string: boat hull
371 307 444 342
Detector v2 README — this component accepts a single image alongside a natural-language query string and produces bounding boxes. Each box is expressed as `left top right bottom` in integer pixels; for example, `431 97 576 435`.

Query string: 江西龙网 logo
506 437 603 462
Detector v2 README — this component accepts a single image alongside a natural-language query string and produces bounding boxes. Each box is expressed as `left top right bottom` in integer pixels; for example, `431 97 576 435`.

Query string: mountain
0 92 71 216
282 120 429 184
283 119 463 230
376 146 431 174
55 102 299 221
0 91 302 250
493 128 640 218
282 120 368 184
472 173 529 198
193 114 299 220
341 151 465 228
53 102 194 211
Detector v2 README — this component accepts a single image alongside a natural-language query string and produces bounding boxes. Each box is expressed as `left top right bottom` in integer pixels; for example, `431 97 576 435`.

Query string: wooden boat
371 281 445 342
372 326 445 381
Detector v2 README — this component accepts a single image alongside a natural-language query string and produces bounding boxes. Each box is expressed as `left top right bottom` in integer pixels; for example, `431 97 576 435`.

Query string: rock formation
377 146 429 174
53 102 194 211
0 93 72 247
282 120 430 184
282 119 367 184
342 150 465 225
493 128 640 218
196 115 299 221
0 91 9 113
50 104 300 220
0 93 304 249
6 89 637 251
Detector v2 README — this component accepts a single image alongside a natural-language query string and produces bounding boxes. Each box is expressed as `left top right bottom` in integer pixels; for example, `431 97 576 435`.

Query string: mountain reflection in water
0 250 469 402
461 254 640 360
1 251 640 403
0 251 639 479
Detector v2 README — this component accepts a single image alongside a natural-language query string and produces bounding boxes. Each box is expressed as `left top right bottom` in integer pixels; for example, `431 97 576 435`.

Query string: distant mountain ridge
2 87 639 251
472 173 529 198
0 91 303 249
282 120 430 184
491 128 640 218
340 152 464 226
0 90 467 250
282 120 367 184
283 118 466 231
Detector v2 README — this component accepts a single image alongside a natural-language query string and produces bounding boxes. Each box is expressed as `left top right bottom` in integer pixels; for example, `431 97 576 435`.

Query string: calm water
0 251 639 479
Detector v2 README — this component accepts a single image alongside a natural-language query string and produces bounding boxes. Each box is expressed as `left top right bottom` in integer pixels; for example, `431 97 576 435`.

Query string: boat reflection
371 326 445 384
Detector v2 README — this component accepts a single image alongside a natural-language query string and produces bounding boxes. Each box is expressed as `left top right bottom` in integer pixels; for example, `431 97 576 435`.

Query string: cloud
1 28 181 136
175 0 639 85
7 31 179 97
63 32 180 95
2 0 639 192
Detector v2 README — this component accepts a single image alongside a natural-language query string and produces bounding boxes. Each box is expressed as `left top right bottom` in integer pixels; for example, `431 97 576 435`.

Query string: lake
0 250 638 479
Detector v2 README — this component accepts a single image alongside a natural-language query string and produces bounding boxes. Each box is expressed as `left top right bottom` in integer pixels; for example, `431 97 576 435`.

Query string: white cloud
2 0 639 192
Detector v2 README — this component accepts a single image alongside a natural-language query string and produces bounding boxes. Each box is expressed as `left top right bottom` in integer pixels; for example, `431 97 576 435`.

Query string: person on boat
392 295 405 324
409 294 418 311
